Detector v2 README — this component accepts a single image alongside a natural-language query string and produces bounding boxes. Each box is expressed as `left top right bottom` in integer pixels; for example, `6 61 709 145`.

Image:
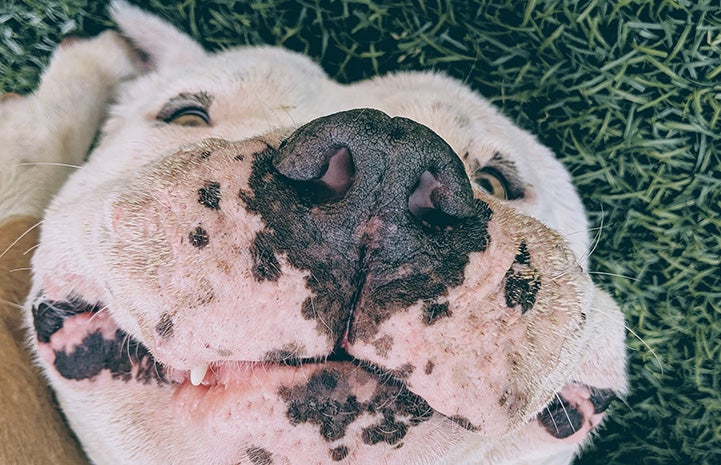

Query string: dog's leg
0 30 140 219
0 31 139 465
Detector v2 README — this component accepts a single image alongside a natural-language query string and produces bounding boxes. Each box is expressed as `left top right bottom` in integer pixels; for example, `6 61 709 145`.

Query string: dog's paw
0 31 143 220
45 30 141 86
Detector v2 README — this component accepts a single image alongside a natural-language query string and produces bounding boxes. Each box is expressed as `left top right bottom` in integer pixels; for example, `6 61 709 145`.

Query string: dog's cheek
102 138 336 366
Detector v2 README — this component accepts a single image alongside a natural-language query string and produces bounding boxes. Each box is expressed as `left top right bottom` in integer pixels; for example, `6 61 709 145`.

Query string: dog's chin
168 359 449 443
167 362 470 465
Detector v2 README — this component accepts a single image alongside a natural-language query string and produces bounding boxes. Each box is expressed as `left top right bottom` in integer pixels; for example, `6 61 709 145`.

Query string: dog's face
27 3 626 465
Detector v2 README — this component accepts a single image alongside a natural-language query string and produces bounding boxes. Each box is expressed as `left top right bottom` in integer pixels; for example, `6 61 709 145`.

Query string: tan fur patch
0 216 87 465
0 92 21 103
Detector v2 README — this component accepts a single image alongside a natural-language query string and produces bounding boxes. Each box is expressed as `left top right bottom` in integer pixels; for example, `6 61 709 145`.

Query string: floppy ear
110 0 206 70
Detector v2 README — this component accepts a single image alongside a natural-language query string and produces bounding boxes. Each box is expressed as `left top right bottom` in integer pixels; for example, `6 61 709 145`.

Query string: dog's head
28 2 626 464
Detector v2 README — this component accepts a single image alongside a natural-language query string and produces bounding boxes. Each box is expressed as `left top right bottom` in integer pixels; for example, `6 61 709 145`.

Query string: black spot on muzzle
241 109 492 345
538 395 583 439
32 297 104 343
278 367 433 446
32 295 168 384
246 446 274 465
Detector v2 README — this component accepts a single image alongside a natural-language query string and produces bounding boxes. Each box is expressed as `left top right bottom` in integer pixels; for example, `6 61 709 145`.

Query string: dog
10 2 627 464
0 29 140 464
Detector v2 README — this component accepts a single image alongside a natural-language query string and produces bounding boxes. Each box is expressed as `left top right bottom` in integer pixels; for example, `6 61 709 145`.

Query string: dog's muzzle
259 108 487 345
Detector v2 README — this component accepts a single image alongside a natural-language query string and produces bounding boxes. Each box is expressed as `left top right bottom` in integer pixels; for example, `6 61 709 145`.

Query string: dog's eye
164 107 210 127
474 167 509 200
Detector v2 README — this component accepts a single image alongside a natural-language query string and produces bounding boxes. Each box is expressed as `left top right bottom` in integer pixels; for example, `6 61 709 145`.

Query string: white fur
19 2 627 464
0 31 139 221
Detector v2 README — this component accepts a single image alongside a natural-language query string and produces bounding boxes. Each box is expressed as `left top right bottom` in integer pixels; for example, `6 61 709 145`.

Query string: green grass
2 0 720 463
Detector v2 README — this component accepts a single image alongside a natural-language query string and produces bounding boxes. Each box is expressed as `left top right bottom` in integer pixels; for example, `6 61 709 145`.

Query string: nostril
409 171 461 227
274 144 355 203
312 146 355 201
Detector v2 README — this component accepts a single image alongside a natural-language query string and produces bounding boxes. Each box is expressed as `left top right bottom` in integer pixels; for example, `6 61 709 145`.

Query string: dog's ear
110 0 205 70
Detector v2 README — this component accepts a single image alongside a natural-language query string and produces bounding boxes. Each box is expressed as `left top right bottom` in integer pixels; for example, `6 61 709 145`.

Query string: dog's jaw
25 3 627 464
30 134 623 464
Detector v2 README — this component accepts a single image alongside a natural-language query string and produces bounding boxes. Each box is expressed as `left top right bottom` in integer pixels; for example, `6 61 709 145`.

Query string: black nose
272 109 476 227
243 109 492 344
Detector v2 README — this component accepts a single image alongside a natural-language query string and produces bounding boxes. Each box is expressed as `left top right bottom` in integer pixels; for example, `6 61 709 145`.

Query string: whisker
550 207 608 282
626 325 664 374
124 333 133 364
153 358 164 381
149 191 172 210
16 162 82 169
0 219 43 260
8 267 33 273
87 305 111 323
545 404 561 435
555 393 577 435
23 242 41 256
587 270 640 282
584 301 663 374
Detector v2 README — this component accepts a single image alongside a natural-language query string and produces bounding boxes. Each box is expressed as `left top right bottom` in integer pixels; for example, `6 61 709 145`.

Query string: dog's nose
248 109 491 344
272 109 476 227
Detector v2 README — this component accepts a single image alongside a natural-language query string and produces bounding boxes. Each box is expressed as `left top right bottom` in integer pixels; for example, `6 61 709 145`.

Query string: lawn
1 0 720 463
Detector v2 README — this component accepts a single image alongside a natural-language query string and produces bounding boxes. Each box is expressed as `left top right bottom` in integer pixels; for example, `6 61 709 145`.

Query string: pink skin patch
37 312 117 369
542 383 610 443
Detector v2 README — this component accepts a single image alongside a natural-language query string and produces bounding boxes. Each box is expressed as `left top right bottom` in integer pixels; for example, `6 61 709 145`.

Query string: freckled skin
28 117 620 465
329 446 349 461
280 367 434 445
503 242 541 314
155 313 174 338
23 6 627 463
189 226 210 248
198 181 221 210
422 302 452 325
246 447 273 465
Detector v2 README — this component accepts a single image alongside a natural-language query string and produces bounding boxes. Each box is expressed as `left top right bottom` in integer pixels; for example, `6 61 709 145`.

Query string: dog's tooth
190 364 209 386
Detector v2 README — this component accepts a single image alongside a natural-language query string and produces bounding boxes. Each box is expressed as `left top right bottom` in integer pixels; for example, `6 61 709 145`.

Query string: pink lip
170 360 317 387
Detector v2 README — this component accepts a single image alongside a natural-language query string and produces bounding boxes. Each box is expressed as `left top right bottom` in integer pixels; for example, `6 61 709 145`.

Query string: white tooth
190 364 209 386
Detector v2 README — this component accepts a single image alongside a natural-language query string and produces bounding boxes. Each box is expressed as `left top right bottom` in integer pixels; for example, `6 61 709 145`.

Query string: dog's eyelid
472 151 525 201
161 106 211 126
156 91 214 123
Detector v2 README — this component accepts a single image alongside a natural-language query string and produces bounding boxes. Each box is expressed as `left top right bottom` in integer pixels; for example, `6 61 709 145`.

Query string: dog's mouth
33 289 617 448
177 346 357 387
33 294 470 458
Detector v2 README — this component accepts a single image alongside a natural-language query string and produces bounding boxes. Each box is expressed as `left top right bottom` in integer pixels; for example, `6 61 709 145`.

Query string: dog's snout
273 109 475 225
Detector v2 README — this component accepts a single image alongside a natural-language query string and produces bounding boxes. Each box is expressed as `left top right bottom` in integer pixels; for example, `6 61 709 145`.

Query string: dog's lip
174 349 360 387
174 330 357 387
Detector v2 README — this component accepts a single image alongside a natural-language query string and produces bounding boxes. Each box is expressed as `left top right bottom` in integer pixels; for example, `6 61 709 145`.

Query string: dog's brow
156 91 214 120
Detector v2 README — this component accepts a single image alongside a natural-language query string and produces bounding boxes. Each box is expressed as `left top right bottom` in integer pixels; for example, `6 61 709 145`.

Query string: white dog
19 2 626 464
0 28 138 465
